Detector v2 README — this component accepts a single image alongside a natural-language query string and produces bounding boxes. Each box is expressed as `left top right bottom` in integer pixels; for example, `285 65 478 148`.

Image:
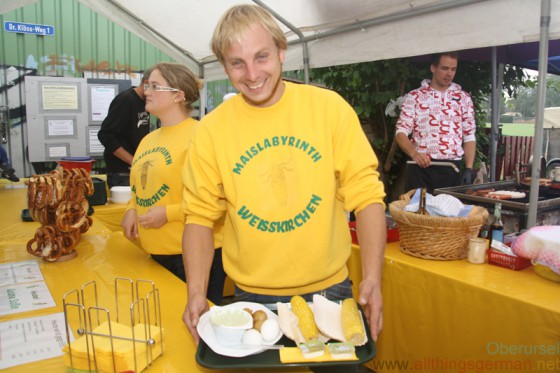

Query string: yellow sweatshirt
183 82 385 295
128 118 223 254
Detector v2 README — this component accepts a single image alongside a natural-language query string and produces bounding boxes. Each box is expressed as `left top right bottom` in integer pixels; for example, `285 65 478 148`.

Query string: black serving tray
195 307 376 369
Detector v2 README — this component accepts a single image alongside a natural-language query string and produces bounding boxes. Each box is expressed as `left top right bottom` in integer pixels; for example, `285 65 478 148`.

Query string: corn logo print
233 136 324 233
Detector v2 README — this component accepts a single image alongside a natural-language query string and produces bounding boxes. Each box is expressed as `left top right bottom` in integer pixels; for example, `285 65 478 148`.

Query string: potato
253 318 265 332
252 310 268 322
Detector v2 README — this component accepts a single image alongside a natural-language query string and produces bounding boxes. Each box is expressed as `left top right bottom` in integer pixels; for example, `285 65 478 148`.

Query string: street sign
4 21 54 36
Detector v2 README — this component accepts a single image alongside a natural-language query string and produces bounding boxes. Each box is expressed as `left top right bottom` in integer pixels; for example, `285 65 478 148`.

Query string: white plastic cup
468 238 488 264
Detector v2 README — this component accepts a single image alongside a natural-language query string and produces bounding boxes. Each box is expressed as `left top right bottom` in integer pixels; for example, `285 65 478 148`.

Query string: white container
468 238 488 264
110 186 132 204
209 306 253 346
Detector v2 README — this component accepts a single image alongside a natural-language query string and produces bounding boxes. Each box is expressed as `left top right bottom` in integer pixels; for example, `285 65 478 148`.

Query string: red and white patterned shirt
396 79 476 160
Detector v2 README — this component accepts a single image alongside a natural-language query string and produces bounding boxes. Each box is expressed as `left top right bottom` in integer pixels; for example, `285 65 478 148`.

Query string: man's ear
279 48 286 64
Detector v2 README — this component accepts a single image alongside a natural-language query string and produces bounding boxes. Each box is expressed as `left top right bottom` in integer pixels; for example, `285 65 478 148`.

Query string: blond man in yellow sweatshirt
182 5 387 345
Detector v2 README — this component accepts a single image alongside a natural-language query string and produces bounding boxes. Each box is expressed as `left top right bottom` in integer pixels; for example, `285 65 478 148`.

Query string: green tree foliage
504 75 560 117
303 59 526 200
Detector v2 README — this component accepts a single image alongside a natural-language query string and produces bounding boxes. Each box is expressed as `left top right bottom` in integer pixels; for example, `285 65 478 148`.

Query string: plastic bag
512 226 560 275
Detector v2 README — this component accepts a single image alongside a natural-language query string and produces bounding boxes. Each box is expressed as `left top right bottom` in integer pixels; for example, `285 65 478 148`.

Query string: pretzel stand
26 165 94 262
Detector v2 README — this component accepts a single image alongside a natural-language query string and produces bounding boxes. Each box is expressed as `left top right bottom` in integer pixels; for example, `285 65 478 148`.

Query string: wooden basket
388 191 489 261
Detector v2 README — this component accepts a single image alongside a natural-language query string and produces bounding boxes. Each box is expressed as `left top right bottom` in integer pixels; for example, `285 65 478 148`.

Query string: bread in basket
388 190 489 260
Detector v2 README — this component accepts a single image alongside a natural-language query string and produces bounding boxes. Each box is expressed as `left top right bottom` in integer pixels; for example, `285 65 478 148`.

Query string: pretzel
30 206 56 226
27 173 63 210
25 168 94 261
27 225 82 262
27 225 63 262
79 215 93 234
59 168 94 200
56 200 89 232
59 229 81 254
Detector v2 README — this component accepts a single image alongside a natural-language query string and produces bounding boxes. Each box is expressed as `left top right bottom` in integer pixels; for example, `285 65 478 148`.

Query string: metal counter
434 180 560 231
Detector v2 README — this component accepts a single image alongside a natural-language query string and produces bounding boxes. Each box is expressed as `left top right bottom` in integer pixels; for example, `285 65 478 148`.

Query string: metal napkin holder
62 277 163 372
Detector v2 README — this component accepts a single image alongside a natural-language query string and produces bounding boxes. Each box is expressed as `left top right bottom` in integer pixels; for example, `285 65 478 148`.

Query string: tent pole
252 0 310 84
528 0 551 229
199 70 207 119
491 62 505 181
489 49 504 182
490 47 498 182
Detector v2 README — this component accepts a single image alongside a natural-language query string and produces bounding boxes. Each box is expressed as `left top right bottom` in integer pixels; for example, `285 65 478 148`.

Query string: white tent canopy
0 0 38 14
3 0 559 228
74 0 560 81
72 0 558 229
3 0 559 79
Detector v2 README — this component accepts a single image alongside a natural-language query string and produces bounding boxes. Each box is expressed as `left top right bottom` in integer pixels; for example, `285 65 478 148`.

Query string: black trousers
404 161 462 194
151 248 226 305
107 172 130 188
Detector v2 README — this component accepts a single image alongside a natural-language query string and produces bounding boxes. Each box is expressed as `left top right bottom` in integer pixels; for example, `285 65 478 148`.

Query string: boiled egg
260 318 280 342
242 328 263 346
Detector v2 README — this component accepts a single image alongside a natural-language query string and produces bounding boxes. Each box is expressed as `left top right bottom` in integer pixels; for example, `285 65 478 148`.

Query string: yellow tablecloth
0 186 307 373
5 182 559 373
92 202 128 232
348 242 560 373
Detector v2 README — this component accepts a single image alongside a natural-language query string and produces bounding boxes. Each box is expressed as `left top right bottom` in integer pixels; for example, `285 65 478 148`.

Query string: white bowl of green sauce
209 306 253 346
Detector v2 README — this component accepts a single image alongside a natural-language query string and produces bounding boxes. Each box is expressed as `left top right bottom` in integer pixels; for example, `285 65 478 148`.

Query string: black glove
462 168 473 185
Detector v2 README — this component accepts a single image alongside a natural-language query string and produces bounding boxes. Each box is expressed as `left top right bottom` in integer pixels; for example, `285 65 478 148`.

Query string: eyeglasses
143 83 179 92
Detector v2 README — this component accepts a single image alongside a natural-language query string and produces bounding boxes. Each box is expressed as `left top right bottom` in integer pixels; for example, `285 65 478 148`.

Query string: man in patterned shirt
396 52 476 193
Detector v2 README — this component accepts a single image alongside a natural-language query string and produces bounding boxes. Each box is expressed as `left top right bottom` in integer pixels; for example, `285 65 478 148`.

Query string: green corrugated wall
0 0 236 111
0 0 174 76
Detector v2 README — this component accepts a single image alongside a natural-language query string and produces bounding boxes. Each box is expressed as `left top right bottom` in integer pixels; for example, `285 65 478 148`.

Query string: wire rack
62 277 163 372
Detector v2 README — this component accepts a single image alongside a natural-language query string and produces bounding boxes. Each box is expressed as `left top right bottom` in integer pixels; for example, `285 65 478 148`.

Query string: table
92 201 127 232
52 216 554 373
0 185 308 372
347 242 560 373
4 181 559 372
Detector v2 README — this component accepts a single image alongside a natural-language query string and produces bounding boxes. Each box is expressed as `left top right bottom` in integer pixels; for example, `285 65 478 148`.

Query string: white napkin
404 189 473 217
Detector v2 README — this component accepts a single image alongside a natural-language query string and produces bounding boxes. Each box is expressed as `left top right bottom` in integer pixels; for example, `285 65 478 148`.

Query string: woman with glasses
121 62 226 305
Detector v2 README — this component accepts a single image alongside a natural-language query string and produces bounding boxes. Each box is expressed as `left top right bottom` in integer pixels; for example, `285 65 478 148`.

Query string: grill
434 180 560 232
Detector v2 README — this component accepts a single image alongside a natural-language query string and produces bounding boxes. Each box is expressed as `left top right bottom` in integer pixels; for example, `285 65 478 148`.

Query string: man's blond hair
211 5 288 65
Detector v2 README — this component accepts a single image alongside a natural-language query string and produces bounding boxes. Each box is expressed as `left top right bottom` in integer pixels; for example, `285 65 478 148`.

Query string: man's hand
462 168 473 185
355 203 385 341
411 151 431 168
358 280 383 341
182 224 215 343
183 293 210 344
